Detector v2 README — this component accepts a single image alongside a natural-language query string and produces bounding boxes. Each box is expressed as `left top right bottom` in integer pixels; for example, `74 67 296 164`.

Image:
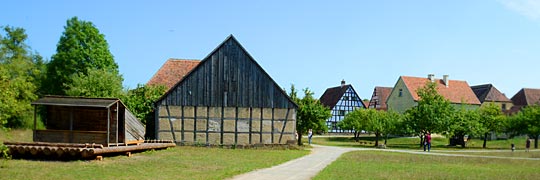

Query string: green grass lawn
310 135 532 150
314 150 540 180
1 146 309 179
438 150 540 158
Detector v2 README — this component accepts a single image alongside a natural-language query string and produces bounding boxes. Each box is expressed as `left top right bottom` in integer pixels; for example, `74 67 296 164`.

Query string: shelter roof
32 96 120 108
511 88 540 106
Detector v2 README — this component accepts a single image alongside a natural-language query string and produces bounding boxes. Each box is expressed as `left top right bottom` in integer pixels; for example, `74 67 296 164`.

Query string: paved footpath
230 145 364 180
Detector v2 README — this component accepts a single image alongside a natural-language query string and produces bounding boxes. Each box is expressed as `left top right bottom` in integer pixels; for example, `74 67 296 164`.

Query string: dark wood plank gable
156 35 297 109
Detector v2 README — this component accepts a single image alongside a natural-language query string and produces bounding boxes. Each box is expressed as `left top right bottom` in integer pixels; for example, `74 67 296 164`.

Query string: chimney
341 79 346 87
428 74 435 82
443 75 449 87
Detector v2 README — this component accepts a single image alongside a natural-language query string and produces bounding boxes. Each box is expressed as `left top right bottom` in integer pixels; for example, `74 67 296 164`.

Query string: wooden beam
278 108 290 143
165 105 177 143
107 107 110 146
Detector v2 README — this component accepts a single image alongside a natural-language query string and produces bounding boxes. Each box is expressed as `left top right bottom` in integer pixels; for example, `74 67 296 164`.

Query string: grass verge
314 150 540 180
1 146 308 179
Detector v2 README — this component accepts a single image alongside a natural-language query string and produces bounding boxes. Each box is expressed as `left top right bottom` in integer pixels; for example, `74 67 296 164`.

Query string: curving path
230 145 366 180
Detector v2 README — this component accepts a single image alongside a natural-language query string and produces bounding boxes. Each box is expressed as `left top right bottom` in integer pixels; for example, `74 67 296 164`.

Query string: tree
338 108 367 142
448 107 481 147
0 26 43 128
65 68 123 98
404 82 454 147
289 85 331 145
381 111 403 145
45 16 119 96
121 84 166 125
509 105 540 148
478 103 505 148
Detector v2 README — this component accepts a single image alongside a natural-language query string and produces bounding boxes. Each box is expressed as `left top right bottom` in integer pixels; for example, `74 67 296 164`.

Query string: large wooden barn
153 35 297 145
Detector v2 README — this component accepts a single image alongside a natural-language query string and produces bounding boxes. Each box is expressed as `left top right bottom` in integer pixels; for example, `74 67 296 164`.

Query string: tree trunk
460 135 466 148
354 131 360 142
483 133 488 148
384 134 388 145
419 136 424 147
375 132 380 147
297 133 303 146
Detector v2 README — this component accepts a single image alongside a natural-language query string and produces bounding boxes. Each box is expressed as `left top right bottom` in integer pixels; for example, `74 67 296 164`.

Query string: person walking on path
424 132 432 152
526 137 531 152
308 129 313 145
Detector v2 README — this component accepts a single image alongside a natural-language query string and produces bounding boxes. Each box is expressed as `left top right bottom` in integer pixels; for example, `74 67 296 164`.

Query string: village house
470 84 513 113
386 74 481 114
367 86 393 111
319 80 365 133
152 35 297 145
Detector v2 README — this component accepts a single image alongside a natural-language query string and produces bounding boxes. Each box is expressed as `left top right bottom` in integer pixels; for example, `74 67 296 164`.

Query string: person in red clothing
424 132 432 152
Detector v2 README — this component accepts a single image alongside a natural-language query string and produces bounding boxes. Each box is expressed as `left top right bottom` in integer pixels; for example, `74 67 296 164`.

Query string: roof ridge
167 58 201 61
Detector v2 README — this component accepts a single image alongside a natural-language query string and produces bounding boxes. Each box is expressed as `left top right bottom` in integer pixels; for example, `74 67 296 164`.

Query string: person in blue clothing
308 129 313 145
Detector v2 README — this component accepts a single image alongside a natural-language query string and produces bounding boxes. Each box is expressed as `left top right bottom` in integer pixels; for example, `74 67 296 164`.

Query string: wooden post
220 106 224 144
116 102 119 145
194 106 197 142
107 107 110 147
181 106 185 143
279 108 290 143
33 106 37 130
259 107 263 143
165 105 177 143
234 107 238 144
271 108 274 143
249 107 252 144
70 107 74 143
206 106 209 144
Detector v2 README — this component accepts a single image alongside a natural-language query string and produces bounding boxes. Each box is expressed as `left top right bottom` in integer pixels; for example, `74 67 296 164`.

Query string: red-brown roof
401 76 480 105
368 86 393 110
147 59 200 90
511 88 540 106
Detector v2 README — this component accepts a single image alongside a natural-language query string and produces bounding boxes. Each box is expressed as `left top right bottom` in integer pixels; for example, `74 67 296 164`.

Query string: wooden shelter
153 35 298 145
31 96 145 146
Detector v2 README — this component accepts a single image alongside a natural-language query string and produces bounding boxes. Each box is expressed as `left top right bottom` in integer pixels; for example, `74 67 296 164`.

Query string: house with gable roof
320 80 366 133
368 86 393 111
470 84 513 112
386 74 481 114
509 88 540 113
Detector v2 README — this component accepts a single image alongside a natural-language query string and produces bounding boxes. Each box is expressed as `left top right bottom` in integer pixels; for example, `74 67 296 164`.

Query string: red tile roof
368 86 393 110
401 76 480 105
147 59 201 90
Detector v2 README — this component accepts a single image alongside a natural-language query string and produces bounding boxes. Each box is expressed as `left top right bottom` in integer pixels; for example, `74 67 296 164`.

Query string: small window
338 110 346 116
343 96 349 101
502 104 507 110
399 89 403 97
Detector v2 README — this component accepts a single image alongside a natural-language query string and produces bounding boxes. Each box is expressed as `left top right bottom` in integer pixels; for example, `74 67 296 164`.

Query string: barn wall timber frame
154 35 297 145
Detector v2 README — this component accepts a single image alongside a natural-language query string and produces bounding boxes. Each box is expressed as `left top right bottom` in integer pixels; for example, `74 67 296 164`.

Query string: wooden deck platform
4 140 175 160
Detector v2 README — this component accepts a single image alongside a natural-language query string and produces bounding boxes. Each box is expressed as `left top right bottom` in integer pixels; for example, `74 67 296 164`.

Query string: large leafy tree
478 103 505 148
448 107 481 147
0 26 43 128
338 108 367 142
45 16 120 96
289 85 331 145
65 68 123 98
509 105 540 148
404 82 454 146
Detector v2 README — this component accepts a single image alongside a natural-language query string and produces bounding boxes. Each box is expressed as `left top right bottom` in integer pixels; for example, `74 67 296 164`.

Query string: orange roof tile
401 76 481 105
147 59 201 90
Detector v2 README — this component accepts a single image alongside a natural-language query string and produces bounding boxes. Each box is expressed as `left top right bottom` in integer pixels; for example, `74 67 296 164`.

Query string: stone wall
157 106 296 145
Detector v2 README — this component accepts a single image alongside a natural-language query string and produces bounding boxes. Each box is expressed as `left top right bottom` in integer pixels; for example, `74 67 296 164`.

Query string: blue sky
2 0 540 99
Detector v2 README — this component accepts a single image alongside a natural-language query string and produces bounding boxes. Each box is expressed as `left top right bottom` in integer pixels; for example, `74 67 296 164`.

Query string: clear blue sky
2 0 540 99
